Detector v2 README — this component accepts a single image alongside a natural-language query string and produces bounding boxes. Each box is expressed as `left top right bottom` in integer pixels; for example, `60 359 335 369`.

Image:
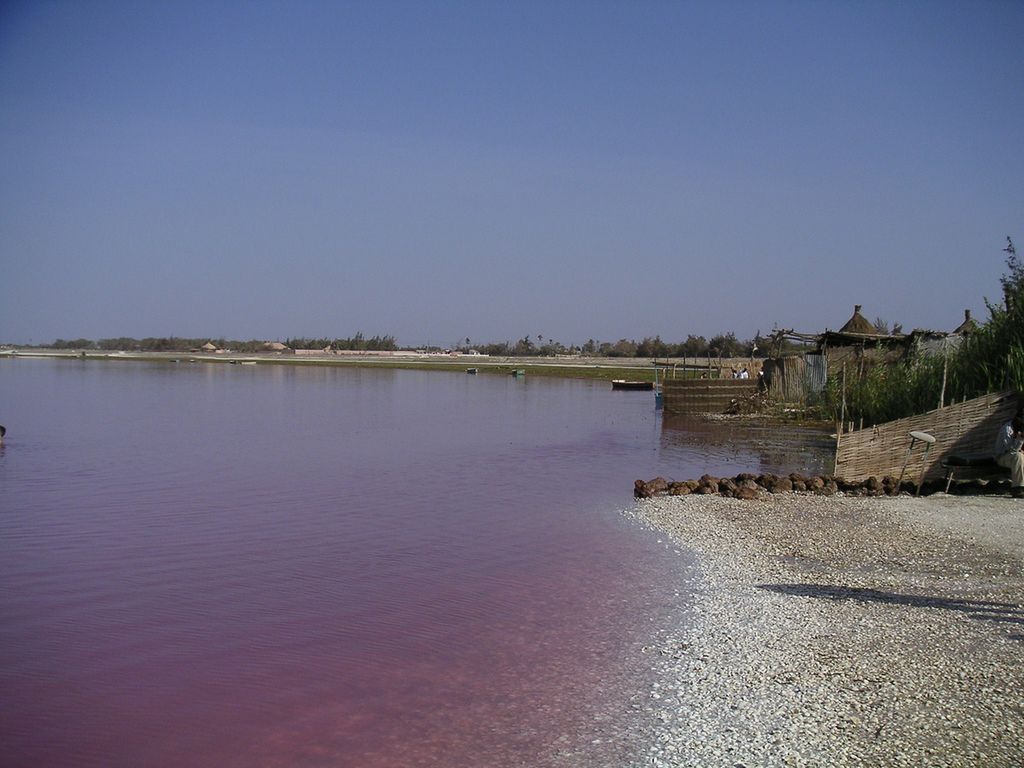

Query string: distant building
951 309 977 335
838 304 879 335
294 347 332 356
765 305 916 403
815 305 907 372
262 342 293 353
764 303 976 404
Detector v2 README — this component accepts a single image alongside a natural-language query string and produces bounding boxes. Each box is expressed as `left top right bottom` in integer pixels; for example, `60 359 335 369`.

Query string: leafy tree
51 338 95 349
605 339 638 357
1000 236 1022 308
512 336 535 356
537 338 566 356
675 334 709 357
636 336 669 358
708 332 745 358
98 337 141 350
946 242 1024 399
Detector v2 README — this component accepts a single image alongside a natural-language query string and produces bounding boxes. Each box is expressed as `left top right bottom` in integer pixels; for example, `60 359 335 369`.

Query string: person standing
994 409 1024 498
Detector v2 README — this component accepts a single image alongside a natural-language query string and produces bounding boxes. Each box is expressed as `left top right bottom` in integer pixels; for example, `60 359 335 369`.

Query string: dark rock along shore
634 472 1010 500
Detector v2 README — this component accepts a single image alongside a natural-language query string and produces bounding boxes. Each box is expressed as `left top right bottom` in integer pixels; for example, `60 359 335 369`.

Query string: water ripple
0 360 831 767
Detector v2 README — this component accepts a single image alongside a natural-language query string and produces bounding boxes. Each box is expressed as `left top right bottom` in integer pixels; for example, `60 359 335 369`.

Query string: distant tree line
41 333 399 352
47 336 236 352
285 333 398 351
37 331 812 357
464 332 810 358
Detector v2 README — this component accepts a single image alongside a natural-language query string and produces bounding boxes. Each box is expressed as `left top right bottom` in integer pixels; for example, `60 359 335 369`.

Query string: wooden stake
840 362 847 433
939 341 948 409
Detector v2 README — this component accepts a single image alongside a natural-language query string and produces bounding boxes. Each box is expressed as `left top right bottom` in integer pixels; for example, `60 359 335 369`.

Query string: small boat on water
611 380 654 391
511 369 525 377
466 368 478 374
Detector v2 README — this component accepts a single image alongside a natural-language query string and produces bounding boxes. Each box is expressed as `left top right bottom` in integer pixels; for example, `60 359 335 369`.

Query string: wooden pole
834 360 845 475
939 341 949 410
833 429 841 475
840 362 847 434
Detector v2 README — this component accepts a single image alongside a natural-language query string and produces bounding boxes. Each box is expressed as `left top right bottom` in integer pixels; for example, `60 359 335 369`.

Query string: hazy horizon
0 316 965 351
2 1 1022 346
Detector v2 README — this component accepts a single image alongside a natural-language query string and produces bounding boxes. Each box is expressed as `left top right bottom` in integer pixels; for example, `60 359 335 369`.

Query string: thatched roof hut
201 342 217 352
952 309 977 335
811 305 910 377
839 305 879 335
764 303 961 401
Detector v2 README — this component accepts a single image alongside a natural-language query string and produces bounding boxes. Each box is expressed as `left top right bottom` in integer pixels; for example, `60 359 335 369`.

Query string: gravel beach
628 493 1024 767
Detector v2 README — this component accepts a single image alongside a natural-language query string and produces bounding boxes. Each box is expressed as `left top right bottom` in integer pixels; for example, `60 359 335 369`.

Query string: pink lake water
0 358 833 767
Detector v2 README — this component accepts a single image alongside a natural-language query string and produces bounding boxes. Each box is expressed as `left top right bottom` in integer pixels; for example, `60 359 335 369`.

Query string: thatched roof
952 309 977 335
263 341 289 351
839 305 879 335
201 342 217 351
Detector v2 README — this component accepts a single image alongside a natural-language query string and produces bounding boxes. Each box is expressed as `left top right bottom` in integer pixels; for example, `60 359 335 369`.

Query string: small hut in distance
262 341 294 354
838 304 879 335
763 305 946 404
952 309 977 336
763 303 983 406
818 304 905 372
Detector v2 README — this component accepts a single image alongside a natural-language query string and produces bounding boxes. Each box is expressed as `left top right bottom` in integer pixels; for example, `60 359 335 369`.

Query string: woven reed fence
833 390 1021 482
662 379 759 415
762 355 826 403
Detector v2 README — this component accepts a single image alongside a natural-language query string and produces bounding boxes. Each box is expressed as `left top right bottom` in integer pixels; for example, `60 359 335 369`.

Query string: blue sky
1 0 1022 347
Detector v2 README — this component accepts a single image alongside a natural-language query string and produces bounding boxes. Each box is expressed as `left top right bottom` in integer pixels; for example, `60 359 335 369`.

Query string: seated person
994 409 1024 498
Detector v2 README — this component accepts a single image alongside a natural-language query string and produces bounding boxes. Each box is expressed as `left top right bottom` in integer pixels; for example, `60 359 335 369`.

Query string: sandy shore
628 492 1024 767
